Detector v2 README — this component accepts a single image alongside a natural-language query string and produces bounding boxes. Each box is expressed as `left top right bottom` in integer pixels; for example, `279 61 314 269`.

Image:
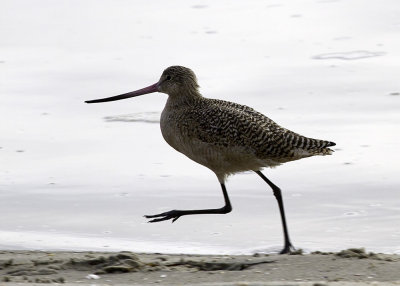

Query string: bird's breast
160 107 191 154
159 106 268 177
160 110 178 151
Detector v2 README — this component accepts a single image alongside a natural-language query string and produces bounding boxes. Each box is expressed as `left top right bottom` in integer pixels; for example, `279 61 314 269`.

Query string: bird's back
199 98 335 159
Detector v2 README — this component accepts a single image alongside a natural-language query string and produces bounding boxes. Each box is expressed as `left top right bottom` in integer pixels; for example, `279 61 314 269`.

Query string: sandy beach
1 248 399 285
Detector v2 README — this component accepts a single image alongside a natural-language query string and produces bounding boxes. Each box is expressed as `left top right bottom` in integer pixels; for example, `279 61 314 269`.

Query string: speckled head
85 65 200 104
158 66 200 96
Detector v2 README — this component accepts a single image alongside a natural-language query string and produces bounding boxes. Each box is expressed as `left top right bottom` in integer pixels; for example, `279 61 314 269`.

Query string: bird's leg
255 171 295 254
144 183 232 223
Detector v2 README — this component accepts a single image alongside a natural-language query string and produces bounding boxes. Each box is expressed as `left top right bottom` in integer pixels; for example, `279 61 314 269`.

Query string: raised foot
144 210 183 223
279 243 297 254
144 206 232 223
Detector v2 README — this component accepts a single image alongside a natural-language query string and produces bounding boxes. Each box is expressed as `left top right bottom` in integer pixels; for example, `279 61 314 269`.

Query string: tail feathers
317 147 334 155
307 139 336 155
324 141 336 147
281 131 336 158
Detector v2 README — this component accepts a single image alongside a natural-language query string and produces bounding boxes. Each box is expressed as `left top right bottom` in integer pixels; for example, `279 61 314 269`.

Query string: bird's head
85 65 200 104
157 66 199 96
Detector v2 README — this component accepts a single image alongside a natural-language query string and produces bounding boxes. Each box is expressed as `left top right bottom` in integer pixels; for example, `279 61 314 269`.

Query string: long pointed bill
85 82 159 104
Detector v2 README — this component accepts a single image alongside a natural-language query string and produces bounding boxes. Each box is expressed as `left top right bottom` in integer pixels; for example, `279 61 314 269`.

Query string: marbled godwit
86 66 336 254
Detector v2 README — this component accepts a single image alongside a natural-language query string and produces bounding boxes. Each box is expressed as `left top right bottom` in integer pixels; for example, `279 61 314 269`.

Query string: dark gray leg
255 171 295 254
145 183 232 223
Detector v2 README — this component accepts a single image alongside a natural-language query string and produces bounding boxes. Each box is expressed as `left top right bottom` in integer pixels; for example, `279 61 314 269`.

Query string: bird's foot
144 210 182 223
279 243 296 254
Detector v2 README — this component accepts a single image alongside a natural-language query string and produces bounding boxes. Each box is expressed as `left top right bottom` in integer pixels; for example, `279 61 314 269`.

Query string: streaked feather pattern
159 66 335 181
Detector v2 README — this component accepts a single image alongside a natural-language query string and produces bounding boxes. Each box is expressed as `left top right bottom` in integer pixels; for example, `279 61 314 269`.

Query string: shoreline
1 248 399 285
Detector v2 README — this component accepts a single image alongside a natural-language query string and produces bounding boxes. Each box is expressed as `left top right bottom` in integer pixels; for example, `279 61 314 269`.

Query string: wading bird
86 66 335 254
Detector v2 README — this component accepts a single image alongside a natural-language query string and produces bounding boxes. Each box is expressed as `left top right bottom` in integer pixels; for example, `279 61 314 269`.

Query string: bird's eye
166 75 172 81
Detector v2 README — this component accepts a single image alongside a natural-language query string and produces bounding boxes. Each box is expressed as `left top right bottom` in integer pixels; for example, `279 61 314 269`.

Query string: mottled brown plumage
86 65 336 254
159 66 335 182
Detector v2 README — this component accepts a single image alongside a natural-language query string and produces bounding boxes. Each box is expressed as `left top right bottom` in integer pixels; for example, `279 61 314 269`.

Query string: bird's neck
166 89 203 107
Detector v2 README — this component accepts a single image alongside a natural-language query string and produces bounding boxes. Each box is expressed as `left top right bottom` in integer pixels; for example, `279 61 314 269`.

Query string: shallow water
1 0 399 254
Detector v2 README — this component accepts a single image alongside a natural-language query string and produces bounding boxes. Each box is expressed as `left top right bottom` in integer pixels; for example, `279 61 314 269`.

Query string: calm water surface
1 0 399 254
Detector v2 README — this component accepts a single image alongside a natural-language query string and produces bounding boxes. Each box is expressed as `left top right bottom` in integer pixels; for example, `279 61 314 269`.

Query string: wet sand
1 248 399 285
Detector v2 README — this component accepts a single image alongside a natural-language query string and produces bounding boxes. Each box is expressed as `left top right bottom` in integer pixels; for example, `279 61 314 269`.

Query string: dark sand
1 248 399 285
